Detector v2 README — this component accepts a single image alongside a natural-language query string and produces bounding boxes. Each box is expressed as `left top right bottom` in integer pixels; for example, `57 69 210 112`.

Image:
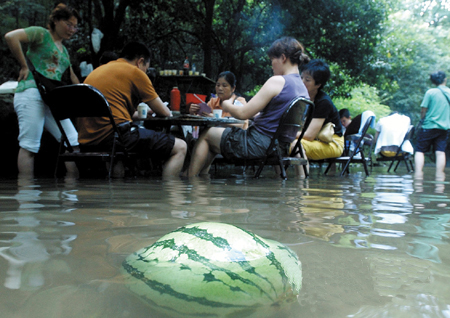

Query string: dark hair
267 37 310 66
99 51 118 65
217 71 236 87
48 3 80 31
430 71 446 85
120 42 151 63
300 59 331 90
339 108 350 119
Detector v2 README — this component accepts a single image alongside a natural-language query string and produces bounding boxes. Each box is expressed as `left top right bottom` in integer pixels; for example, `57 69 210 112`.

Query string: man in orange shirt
78 42 186 178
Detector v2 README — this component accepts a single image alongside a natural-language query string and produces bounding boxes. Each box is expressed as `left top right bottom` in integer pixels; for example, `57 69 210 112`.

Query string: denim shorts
14 88 78 153
220 126 278 161
415 128 449 153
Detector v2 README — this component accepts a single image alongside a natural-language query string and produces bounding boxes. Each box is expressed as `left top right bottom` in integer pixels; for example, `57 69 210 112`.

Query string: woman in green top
5 3 80 178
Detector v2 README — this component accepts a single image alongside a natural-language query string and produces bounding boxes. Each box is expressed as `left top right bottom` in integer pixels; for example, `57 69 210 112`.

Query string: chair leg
387 160 395 172
254 160 266 178
393 160 401 172
362 160 370 176
324 160 335 175
303 164 309 178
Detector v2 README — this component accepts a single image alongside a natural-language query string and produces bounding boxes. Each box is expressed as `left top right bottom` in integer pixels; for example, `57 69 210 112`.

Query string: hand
18 66 29 82
202 112 214 117
189 103 200 115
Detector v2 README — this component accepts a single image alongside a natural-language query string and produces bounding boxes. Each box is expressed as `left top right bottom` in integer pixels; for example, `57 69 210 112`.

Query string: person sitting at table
185 36 310 177
189 71 247 117
298 59 344 162
4 3 80 179
77 41 187 178
339 108 376 138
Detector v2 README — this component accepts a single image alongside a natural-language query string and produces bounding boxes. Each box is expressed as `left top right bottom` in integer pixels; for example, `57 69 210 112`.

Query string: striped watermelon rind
121 222 302 317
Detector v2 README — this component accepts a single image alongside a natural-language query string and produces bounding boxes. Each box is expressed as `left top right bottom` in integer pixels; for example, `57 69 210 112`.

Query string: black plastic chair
376 125 415 172
220 97 314 179
46 84 133 179
324 116 375 176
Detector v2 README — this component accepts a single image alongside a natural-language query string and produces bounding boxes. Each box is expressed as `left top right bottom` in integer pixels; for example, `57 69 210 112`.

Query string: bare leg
414 151 425 179
64 146 80 179
188 127 225 177
293 139 308 177
199 151 218 176
162 138 187 178
17 148 35 178
435 151 446 179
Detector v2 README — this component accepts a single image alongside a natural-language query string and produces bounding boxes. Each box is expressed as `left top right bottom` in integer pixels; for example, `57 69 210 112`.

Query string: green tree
367 3 450 122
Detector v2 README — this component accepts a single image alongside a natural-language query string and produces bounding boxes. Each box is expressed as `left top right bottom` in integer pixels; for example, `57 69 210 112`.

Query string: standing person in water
415 71 450 179
5 3 80 178
186 37 310 177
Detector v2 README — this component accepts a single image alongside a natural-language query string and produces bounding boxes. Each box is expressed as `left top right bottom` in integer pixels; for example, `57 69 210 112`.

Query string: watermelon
121 222 302 317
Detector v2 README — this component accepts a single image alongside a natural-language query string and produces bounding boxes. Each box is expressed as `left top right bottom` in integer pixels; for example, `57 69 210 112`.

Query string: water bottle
170 87 180 111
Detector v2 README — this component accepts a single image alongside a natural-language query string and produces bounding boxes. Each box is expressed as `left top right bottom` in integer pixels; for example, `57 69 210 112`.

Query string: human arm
420 107 427 120
146 97 171 117
222 76 284 120
302 118 326 141
4 29 29 81
69 66 80 84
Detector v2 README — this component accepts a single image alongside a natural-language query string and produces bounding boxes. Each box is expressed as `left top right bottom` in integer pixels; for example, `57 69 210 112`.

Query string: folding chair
324 116 375 176
46 84 133 179
376 125 415 172
223 97 314 179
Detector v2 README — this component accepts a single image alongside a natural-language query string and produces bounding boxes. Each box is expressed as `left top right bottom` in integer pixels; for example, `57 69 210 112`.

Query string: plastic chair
221 97 314 179
376 125 415 172
46 84 133 179
324 116 375 176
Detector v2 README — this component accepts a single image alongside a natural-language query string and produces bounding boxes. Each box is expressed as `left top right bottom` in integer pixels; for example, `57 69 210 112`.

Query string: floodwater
0 165 449 318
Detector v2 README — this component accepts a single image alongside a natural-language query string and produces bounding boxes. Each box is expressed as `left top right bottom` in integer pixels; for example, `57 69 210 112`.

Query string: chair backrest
46 84 114 120
46 84 119 152
353 116 375 155
275 97 315 144
395 124 415 155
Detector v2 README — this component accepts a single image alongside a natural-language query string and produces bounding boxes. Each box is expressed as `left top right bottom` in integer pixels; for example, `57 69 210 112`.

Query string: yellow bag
317 122 335 143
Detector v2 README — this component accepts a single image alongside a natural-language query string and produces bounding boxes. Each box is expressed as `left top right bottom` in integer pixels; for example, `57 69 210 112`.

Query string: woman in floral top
5 3 80 178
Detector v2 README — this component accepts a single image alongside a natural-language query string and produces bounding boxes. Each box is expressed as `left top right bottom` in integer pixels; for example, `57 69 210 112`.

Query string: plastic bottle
192 63 196 73
170 87 181 111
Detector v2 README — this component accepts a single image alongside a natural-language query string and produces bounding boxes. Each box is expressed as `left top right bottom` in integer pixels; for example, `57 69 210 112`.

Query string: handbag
317 122 335 143
26 57 66 104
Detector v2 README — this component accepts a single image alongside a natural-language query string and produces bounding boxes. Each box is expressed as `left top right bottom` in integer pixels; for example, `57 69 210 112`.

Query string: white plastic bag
91 28 104 54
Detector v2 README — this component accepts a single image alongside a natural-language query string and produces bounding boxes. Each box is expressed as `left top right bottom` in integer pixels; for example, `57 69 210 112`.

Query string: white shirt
374 113 414 155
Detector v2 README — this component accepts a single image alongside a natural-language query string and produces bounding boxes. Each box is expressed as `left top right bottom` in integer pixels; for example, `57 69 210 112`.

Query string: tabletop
144 114 244 127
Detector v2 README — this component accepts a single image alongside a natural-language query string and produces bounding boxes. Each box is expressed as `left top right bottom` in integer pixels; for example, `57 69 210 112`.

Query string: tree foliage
1 0 388 97
366 1 450 122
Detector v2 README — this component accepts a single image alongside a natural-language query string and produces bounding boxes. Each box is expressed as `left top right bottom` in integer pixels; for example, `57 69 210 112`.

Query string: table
144 114 244 131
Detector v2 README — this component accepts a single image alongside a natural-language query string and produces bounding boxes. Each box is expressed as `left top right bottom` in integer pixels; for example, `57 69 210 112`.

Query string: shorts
301 134 344 160
81 127 175 163
415 128 449 153
220 126 286 161
14 88 78 153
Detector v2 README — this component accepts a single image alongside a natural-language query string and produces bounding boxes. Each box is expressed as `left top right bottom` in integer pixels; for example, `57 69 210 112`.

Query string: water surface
0 166 449 317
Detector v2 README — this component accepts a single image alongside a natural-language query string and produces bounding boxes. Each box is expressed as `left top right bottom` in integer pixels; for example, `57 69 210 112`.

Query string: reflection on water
0 166 449 317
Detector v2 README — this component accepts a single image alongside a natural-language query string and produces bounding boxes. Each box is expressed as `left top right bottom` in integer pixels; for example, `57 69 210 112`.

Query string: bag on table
26 57 66 104
116 121 140 150
317 122 335 143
